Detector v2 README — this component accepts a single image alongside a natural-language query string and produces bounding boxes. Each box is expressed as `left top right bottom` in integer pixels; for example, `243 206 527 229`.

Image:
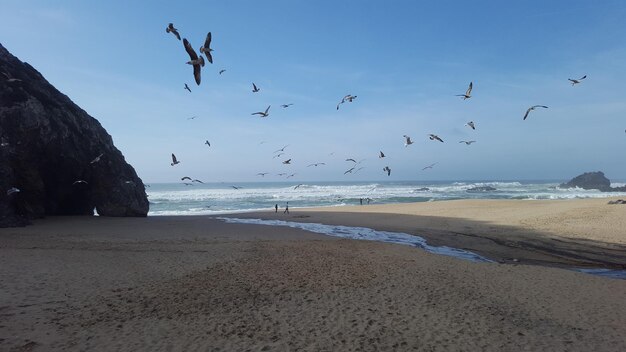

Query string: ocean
146 180 626 216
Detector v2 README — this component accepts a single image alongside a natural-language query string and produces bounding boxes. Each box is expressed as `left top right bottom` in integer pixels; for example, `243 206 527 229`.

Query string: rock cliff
0 43 148 227
559 171 626 192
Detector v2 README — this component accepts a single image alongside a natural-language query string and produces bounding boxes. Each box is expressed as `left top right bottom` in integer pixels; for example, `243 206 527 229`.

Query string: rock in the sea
559 171 626 192
466 186 497 193
0 43 148 227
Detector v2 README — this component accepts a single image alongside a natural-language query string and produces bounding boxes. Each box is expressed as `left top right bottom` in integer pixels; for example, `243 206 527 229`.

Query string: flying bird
282 159 292 164
429 134 444 143
404 135 414 147
568 75 587 85
344 167 356 174
286 173 296 178
465 121 475 130
456 82 473 100
72 180 88 185
205 140 210 147
459 140 476 145
90 153 104 164
187 116 198 120
219 69 226 75
6 187 20 196
277 173 287 176
166 23 181 40
2 72 21 83
171 153 180 166
383 166 391 176
199 32 213 64
251 105 271 118
181 176 192 181
273 153 285 159
184 84 192 93
379 151 385 158
422 163 437 170
183 38 203 85
523 105 548 120
336 95 357 110
294 184 304 190
192 179 204 184
274 145 289 153
252 83 260 92
346 158 357 163
281 104 294 108
257 172 269 177
307 163 326 167
231 186 242 190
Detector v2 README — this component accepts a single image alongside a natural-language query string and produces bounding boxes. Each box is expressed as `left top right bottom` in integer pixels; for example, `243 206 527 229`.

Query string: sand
1 198 625 351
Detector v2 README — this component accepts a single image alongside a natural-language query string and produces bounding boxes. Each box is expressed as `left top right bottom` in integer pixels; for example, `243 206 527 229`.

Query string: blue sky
2 0 625 182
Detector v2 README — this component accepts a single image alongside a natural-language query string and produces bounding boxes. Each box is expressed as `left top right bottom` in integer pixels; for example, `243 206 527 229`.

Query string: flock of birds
0 25 610 197
154 23 605 190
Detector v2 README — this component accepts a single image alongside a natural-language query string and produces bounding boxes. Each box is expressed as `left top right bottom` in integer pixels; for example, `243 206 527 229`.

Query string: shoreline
2 198 626 350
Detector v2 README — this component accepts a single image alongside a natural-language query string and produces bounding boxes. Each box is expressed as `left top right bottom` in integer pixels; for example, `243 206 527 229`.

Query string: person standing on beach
284 202 289 214
360 198 363 205
275 204 278 213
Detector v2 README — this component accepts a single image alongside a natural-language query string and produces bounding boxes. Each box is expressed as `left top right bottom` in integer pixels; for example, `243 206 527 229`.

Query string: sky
1 0 625 183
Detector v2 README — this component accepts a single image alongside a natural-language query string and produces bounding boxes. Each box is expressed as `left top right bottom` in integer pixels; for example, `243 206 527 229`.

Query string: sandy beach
1 198 625 351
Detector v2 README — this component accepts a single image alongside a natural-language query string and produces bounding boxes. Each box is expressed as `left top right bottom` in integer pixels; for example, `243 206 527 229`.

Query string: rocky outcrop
1 43 148 227
559 171 626 192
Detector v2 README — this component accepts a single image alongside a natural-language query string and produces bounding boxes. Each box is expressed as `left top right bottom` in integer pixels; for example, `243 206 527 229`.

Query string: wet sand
1 198 625 351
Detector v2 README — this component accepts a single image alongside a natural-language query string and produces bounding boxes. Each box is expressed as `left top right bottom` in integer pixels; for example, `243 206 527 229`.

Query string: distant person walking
284 202 289 214
360 198 363 205
275 204 278 213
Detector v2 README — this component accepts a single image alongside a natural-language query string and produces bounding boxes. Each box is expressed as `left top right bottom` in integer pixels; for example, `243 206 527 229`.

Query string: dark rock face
559 171 626 192
1 43 148 227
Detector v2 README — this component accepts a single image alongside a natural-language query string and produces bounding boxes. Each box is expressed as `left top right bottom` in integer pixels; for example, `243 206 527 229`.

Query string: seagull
72 180 88 185
90 153 104 164
523 105 548 120
171 153 180 166
286 173 296 178
307 163 326 167
456 82 473 100
252 105 271 118
336 95 357 110
346 158 357 163
282 159 292 164
166 23 181 40
205 140 210 147
274 145 289 153
192 179 204 184
465 121 475 130
277 173 287 176
219 69 226 75
294 184 304 190
383 166 391 176
428 134 444 143
231 186 242 190
568 75 587 85
379 151 385 158
252 83 260 93
344 167 356 174
181 176 192 181
2 72 21 83
404 135 413 147
257 172 269 177
273 153 285 159
199 32 213 64
184 84 192 93
422 163 437 170
459 140 476 145
6 187 20 196
281 104 294 108
183 38 203 85
187 116 198 120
